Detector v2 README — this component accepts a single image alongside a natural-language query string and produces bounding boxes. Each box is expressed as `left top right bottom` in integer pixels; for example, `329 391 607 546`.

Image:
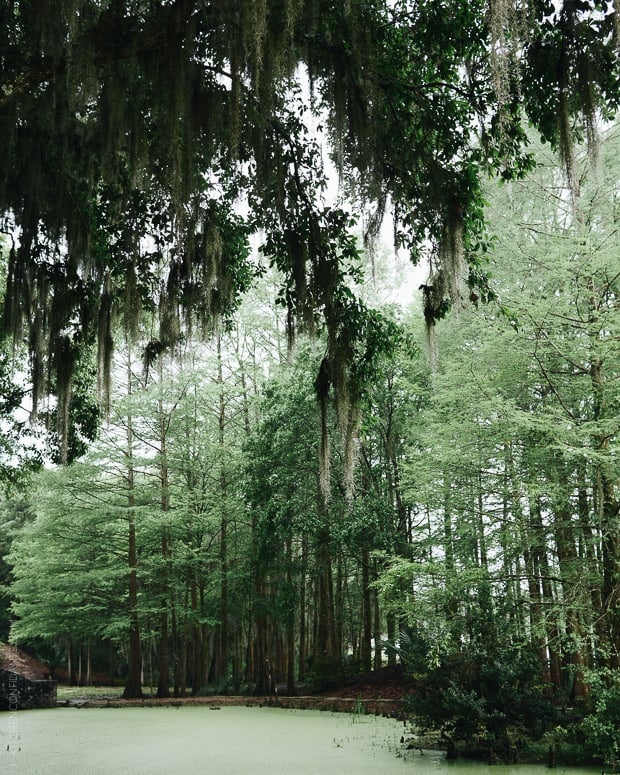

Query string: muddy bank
60 693 405 717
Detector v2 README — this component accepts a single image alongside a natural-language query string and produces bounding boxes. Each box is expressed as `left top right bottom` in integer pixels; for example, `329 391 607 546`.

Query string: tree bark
123 358 143 699
286 536 296 695
157 362 171 698
298 532 308 682
217 335 229 684
361 547 372 673
123 513 143 699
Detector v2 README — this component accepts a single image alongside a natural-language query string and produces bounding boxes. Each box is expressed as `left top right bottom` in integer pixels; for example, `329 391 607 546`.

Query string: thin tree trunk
286 535 296 695
157 603 170 698
361 547 372 673
553 493 590 699
123 512 143 698
67 638 77 686
599 473 620 667
298 532 308 682
531 498 562 690
589 277 620 668
191 576 203 694
172 604 181 697
123 357 143 699
180 580 189 697
316 528 337 665
386 613 397 667
373 561 382 670
123 514 142 698
157 359 171 698
217 335 229 684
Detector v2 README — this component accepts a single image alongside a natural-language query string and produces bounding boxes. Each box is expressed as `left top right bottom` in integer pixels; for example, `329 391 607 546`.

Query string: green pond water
0 706 600 775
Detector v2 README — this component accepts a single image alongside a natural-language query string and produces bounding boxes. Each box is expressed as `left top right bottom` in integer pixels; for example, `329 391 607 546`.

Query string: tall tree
2 0 619 456
376 123 620 759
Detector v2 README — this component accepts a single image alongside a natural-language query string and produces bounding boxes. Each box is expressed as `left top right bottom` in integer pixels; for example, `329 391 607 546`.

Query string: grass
57 685 125 701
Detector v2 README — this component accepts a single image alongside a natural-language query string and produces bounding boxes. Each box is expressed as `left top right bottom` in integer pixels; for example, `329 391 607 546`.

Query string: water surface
0 706 599 775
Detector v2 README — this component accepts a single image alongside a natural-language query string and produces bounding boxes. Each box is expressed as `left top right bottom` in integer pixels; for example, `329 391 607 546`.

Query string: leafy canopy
1 0 619 457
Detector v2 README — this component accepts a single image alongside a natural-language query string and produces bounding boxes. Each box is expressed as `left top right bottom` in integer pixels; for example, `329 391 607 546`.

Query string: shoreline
58 693 406 718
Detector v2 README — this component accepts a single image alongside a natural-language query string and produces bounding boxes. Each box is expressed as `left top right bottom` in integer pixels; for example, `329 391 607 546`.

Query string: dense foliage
0 126 618 766
0 3 619 768
2 1 620 461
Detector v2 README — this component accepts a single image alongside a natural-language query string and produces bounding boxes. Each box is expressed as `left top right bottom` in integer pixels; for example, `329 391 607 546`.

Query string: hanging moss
2 247 22 347
53 335 76 465
341 401 361 500
440 212 466 313
123 262 141 342
362 192 387 279
1 0 619 460
421 270 449 373
97 283 114 414
314 356 332 501
488 0 524 135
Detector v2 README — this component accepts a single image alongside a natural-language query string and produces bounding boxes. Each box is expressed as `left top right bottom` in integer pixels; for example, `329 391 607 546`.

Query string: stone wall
0 669 57 710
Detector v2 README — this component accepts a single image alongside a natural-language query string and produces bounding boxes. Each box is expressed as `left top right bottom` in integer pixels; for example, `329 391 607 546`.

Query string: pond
0 706 601 775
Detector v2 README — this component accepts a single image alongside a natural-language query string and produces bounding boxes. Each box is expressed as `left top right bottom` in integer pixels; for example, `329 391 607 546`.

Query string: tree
482 126 620 675
243 349 325 691
374 122 620 760
1 1 619 454
8 464 139 686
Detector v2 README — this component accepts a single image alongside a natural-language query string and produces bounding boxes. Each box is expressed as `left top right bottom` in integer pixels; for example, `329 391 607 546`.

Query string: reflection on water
0 706 600 775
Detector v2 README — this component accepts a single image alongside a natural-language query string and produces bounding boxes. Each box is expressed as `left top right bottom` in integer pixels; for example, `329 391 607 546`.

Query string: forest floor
53 666 411 717
314 664 413 702
2 643 410 716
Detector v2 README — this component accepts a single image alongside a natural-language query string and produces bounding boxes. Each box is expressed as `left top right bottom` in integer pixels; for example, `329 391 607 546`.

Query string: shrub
403 635 557 761
578 675 620 768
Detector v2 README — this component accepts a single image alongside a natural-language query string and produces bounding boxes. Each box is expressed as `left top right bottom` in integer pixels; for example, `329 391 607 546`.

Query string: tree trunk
577 476 607 667
530 498 562 689
298 532 308 682
123 514 143 698
373 562 382 670
156 358 171 698
315 524 338 680
553 493 590 699
122 356 143 700
191 576 203 694
254 575 269 695
361 547 372 673
86 642 93 686
286 536 296 695
172 604 181 697
157 604 170 698
217 335 229 684
386 613 397 667
589 281 620 668
67 638 77 686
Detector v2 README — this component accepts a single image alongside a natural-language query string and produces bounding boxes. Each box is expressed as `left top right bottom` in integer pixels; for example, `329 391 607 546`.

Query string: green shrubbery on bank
399 630 620 768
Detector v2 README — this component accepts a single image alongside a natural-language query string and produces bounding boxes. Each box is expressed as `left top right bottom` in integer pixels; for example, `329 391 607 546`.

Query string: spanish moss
1 0 618 460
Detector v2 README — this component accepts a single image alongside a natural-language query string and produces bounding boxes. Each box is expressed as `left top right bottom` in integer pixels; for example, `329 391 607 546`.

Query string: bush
403 636 557 761
578 676 620 768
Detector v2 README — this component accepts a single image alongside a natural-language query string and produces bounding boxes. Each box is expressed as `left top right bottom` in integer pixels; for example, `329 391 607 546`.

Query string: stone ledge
0 668 57 710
